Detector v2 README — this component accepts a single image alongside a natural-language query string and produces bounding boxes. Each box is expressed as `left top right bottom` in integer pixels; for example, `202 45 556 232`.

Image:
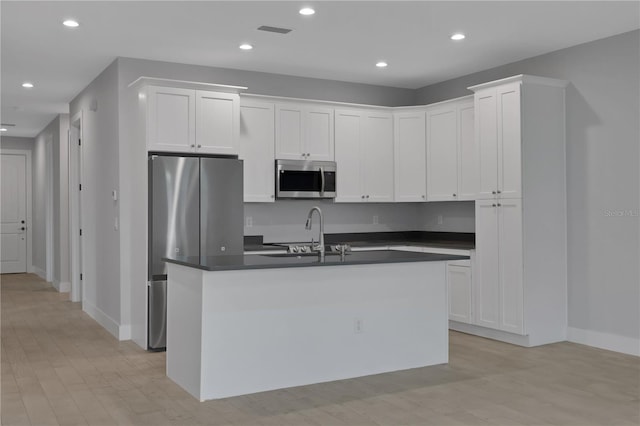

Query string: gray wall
417 30 640 341
1 136 34 151
119 57 415 107
245 201 422 243
70 60 121 324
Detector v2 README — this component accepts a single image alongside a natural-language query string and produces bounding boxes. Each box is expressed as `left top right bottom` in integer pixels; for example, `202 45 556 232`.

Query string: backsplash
244 200 422 242
418 201 475 232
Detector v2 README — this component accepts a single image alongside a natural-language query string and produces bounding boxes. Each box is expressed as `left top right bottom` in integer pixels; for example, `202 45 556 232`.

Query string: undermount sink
263 252 351 258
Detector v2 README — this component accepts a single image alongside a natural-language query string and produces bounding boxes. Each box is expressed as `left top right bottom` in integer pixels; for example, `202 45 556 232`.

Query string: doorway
0 151 32 273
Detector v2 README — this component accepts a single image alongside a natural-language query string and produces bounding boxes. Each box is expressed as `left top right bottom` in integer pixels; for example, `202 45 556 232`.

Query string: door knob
21 220 25 224
21 227 25 231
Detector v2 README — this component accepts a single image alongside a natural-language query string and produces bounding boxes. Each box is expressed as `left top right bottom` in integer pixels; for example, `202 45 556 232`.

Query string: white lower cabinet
239 100 275 202
447 262 472 324
474 198 524 334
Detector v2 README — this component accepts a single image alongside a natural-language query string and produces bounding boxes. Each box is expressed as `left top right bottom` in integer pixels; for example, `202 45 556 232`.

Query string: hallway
1 274 639 425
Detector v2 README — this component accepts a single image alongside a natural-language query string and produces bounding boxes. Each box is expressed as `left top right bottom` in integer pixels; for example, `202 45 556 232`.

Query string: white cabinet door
363 113 394 202
275 104 305 160
448 264 472 323
196 91 239 155
457 100 477 200
498 199 524 334
497 83 522 199
305 107 334 161
147 86 196 152
475 200 501 330
475 88 499 199
394 111 426 202
275 104 334 161
335 110 364 202
427 106 458 201
240 101 275 202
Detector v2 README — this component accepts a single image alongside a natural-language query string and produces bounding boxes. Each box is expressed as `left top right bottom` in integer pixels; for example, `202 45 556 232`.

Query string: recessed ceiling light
63 19 80 28
299 7 315 16
0 128 7 132
22 82 34 88
451 33 466 41
239 43 253 50
376 61 388 68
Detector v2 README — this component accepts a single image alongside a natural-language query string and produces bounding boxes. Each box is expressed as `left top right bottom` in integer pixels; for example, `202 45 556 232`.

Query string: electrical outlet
354 318 364 334
373 215 379 225
245 216 253 227
437 215 443 225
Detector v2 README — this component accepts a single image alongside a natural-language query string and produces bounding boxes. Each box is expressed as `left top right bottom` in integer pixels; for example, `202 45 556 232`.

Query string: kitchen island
164 251 467 401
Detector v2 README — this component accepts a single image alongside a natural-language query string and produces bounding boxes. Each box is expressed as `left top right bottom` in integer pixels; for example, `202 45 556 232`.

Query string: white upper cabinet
363 113 394 202
196 91 240 155
394 111 427 202
275 103 334 161
145 84 241 155
147 86 196 152
426 97 476 201
457 100 477 199
239 100 275 202
427 105 458 201
474 83 522 199
335 109 394 203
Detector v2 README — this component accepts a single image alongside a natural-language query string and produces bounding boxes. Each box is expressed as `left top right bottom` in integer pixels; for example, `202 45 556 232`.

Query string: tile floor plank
2 273 639 426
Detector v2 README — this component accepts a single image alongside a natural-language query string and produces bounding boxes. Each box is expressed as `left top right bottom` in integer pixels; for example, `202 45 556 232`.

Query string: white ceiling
1 1 638 137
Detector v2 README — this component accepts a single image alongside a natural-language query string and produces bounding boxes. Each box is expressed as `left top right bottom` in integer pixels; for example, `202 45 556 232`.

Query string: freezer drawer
148 280 167 350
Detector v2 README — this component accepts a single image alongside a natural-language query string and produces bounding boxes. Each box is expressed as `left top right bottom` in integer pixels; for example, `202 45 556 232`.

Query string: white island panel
167 261 448 401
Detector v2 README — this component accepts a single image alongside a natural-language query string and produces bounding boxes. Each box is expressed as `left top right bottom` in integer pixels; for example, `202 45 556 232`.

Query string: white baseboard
567 327 640 357
52 280 71 293
32 266 46 281
83 301 131 341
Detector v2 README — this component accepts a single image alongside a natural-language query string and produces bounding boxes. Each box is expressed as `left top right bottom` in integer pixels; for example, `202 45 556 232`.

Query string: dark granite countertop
244 231 475 252
164 250 469 272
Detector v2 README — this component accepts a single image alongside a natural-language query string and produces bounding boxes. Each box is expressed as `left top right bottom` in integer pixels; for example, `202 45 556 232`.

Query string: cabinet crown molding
467 74 569 92
128 77 247 93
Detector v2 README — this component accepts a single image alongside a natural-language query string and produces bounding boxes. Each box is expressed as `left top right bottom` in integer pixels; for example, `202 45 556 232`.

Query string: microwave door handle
319 166 325 194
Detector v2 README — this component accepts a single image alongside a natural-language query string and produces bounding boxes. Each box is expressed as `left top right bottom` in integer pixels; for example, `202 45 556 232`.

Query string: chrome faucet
305 206 325 260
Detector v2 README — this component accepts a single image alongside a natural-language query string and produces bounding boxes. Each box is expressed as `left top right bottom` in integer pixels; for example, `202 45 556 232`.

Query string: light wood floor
1 274 638 426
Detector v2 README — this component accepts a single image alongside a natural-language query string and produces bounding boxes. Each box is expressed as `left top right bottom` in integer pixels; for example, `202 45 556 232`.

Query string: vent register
257 25 293 34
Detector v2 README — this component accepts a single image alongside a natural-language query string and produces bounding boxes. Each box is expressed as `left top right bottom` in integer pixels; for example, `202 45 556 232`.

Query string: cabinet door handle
497 190 501 194
361 195 365 199
190 144 195 148
422 195 426 199
366 195 370 199
492 204 497 207
497 203 502 207
492 191 496 195
197 144 202 148
453 193 457 197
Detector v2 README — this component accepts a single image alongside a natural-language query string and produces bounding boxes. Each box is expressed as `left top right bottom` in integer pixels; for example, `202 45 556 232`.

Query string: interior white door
1 154 27 273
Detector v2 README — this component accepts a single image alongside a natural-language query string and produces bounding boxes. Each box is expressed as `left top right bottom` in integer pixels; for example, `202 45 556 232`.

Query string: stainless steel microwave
276 159 337 199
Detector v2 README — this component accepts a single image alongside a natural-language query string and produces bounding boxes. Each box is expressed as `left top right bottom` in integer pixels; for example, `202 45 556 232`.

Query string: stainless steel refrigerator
148 153 243 350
